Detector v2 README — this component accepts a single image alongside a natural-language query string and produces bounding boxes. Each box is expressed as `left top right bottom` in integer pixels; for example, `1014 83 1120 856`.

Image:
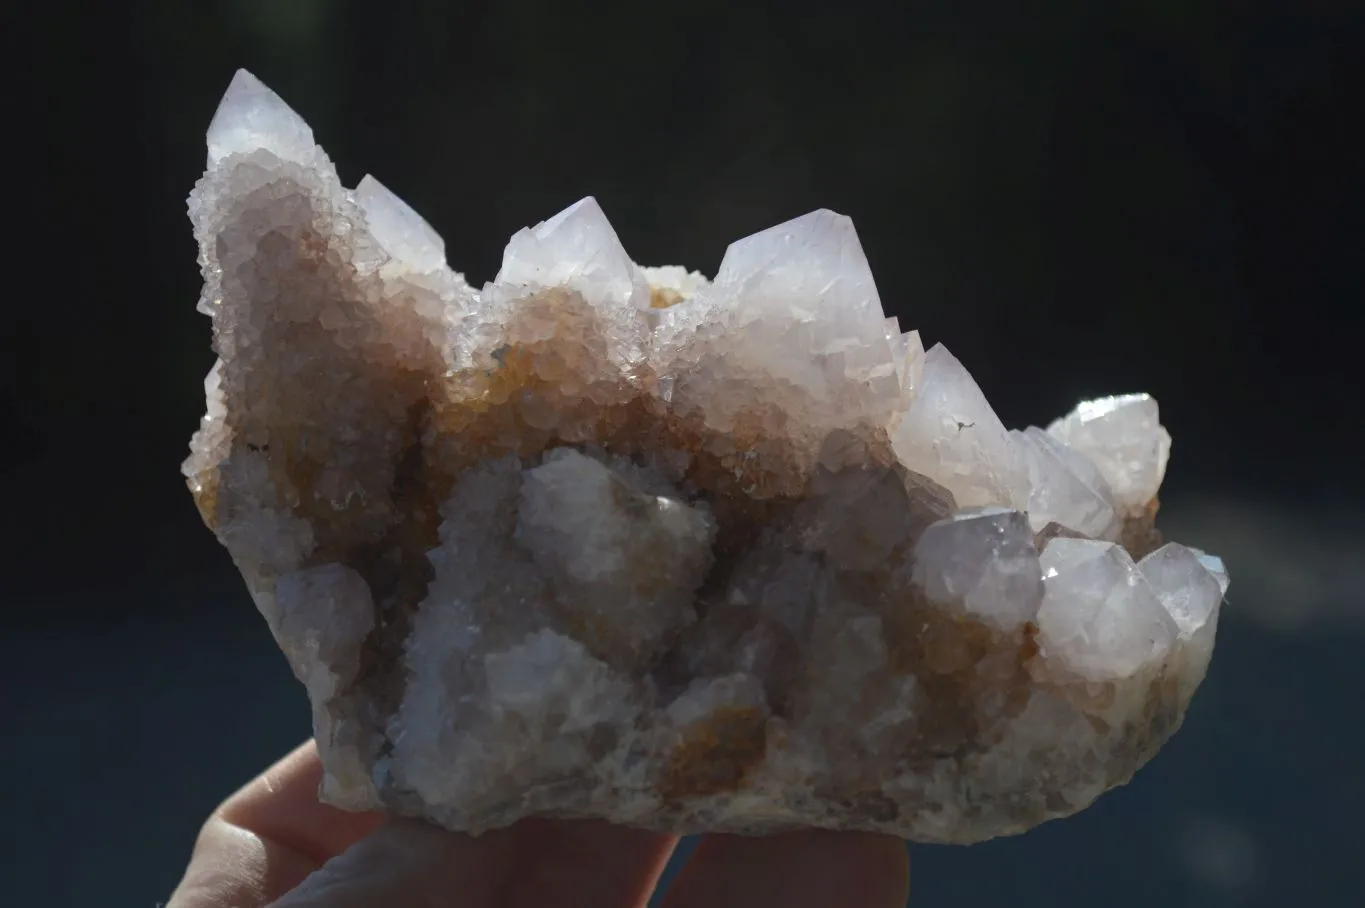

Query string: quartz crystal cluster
186 70 1227 842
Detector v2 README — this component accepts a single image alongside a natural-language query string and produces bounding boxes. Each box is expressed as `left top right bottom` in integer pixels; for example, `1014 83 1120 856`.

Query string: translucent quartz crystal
1012 426 1121 541
353 175 446 273
185 71 1227 843
891 344 1030 511
1036 538 1178 682
910 507 1043 631
1046 393 1172 517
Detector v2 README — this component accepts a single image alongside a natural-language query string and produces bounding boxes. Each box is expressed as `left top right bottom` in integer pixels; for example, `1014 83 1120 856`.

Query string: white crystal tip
353 174 447 272
495 195 646 308
714 208 857 286
206 69 316 167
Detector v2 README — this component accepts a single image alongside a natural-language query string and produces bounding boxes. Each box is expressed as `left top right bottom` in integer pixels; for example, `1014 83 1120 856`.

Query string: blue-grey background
4 1 1362 906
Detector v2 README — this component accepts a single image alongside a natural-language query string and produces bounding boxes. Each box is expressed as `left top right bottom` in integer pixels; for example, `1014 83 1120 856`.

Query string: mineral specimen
185 70 1227 843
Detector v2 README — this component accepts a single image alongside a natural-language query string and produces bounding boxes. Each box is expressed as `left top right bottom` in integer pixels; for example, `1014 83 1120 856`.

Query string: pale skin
167 740 910 908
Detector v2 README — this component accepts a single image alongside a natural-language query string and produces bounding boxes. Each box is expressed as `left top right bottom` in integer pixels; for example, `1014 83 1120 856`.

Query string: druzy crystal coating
186 71 1226 842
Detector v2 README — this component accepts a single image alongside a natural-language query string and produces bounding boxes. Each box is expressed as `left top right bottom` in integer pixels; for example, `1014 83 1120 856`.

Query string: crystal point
354 174 446 272
912 506 1044 630
891 343 1029 510
1138 543 1223 698
1037 537 1178 680
496 196 647 309
1014 426 1121 540
715 210 886 360
1047 393 1171 516
206 69 316 166
717 210 865 294
1192 548 1230 595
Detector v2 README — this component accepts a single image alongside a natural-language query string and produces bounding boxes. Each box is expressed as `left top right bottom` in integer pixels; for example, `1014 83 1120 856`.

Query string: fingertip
166 818 320 908
215 740 386 864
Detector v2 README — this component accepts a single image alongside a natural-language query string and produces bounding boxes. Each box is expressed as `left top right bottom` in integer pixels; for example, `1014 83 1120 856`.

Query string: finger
268 816 672 908
167 741 387 908
269 819 513 908
216 740 387 862
496 819 678 908
167 817 323 908
660 830 909 908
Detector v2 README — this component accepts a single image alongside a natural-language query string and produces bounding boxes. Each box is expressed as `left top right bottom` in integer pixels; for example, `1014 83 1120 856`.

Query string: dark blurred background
4 1 1363 906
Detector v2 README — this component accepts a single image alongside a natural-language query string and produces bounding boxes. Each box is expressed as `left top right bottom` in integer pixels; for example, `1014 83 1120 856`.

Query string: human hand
166 740 909 907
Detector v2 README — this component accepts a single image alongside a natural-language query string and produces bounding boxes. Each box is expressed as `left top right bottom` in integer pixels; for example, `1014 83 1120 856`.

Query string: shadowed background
4 1 1362 906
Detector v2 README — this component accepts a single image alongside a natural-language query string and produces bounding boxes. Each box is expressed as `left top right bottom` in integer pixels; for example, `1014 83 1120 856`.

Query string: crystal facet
1013 425 1121 540
1047 393 1172 516
1138 542 1223 698
353 175 447 273
911 507 1044 631
207 69 316 166
185 72 1226 844
497 196 649 311
891 343 1030 511
1036 538 1179 681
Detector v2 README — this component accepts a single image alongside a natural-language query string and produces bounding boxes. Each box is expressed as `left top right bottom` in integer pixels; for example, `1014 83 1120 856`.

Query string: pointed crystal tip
535 196 607 240
715 209 861 287
496 196 645 308
354 174 446 272
207 69 316 167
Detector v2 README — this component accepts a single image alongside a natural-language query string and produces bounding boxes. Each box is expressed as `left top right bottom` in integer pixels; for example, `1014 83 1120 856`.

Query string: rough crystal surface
185 71 1227 843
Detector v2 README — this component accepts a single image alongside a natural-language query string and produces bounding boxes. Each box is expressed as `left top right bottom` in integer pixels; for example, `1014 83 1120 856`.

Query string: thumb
268 819 513 908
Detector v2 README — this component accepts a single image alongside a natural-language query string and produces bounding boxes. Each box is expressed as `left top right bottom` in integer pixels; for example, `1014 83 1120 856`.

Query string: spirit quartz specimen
185 70 1227 843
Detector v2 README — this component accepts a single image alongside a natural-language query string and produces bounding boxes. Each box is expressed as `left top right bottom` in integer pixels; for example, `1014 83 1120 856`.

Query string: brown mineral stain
649 286 685 309
1091 673 1184 789
1033 521 1088 549
195 172 1201 838
1120 497 1164 559
882 598 1041 763
189 470 220 529
421 286 907 516
660 707 768 800
562 610 660 670
296 227 330 272
344 396 444 726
